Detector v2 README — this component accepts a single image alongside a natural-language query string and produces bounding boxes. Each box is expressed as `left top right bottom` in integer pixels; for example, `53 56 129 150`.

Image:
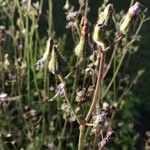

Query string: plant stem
78 48 105 150
85 49 105 122
0 46 4 91
25 15 31 102
71 65 79 102
78 125 85 150
57 120 67 150
113 50 117 101
102 49 127 99
103 44 117 78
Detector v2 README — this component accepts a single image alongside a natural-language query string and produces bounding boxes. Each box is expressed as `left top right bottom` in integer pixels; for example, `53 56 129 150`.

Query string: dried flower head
98 127 114 149
98 3 114 26
56 83 65 97
93 113 106 125
49 83 66 102
75 88 88 102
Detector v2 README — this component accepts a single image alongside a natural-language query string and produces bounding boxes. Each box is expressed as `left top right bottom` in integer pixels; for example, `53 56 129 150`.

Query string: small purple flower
76 88 88 102
66 11 78 21
48 83 65 102
66 21 74 29
36 57 46 70
56 83 65 97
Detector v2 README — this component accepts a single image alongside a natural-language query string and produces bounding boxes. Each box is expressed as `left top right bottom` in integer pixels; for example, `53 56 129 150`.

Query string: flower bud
128 2 141 18
74 17 93 59
48 45 68 74
80 17 90 35
119 2 141 34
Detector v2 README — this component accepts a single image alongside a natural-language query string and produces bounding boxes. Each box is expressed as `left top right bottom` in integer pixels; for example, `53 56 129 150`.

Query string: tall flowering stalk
34 1 147 149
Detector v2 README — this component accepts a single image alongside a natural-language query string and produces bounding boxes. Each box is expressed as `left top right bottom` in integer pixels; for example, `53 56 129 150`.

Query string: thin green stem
78 49 105 150
71 66 79 102
113 50 117 101
84 0 89 17
57 120 67 150
0 46 4 90
102 49 127 99
25 16 31 102
104 46 116 78
102 18 145 99
15 0 24 29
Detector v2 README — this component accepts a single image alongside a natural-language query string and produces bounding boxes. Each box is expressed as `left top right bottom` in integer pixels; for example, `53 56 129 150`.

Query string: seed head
75 88 88 102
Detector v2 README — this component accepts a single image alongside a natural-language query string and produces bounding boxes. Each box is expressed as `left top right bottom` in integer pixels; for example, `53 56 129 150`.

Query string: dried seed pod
92 23 105 48
48 45 68 74
74 34 93 59
36 37 53 70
